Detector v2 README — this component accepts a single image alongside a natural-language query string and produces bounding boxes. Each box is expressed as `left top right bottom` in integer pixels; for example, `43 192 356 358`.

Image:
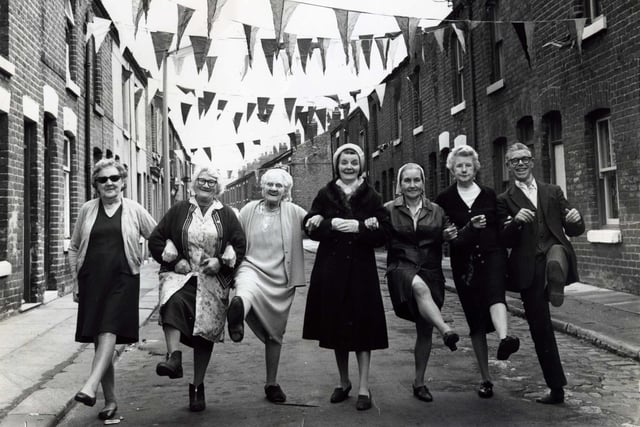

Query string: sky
103 0 453 175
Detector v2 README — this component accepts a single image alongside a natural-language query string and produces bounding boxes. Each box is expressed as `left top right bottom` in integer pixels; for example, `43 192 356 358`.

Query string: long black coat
302 179 391 351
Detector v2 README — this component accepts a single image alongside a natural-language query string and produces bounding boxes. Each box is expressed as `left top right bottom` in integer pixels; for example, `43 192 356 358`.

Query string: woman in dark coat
435 145 519 399
303 143 391 411
385 163 459 404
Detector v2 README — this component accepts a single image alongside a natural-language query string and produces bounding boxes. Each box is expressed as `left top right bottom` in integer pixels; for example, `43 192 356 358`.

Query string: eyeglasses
508 157 532 167
95 175 121 184
197 178 218 187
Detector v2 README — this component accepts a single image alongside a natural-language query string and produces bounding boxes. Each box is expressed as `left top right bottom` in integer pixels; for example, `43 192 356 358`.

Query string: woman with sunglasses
148 166 246 412
69 158 157 420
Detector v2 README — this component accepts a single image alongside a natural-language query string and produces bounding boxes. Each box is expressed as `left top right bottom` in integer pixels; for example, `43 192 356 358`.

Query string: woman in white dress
227 168 308 403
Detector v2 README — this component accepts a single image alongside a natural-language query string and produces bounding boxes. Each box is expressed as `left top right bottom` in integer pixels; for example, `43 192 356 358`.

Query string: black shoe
227 296 245 342
547 261 566 307
98 404 118 420
156 350 183 379
412 385 433 402
330 383 352 403
443 331 459 351
74 391 96 407
355 391 372 411
189 383 206 412
478 381 494 398
265 384 287 403
536 388 564 404
497 336 520 360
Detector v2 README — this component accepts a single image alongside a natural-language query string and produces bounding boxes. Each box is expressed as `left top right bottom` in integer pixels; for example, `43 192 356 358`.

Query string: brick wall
290 132 332 211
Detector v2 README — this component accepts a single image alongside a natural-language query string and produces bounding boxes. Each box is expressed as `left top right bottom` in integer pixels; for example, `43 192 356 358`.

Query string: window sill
123 129 131 140
94 103 104 117
66 79 81 97
391 138 402 147
412 125 424 136
486 79 504 96
586 229 621 244
63 239 71 253
0 260 12 278
450 100 466 116
0 56 15 77
583 15 607 41
372 150 380 159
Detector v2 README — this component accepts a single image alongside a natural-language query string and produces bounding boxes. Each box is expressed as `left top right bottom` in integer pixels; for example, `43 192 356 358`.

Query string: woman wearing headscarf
226 168 307 403
385 163 459 403
69 159 156 420
148 166 246 412
435 145 519 399
302 143 391 411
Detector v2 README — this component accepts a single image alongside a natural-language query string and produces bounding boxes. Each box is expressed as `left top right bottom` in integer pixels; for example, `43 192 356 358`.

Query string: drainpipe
466 0 478 149
84 40 92 200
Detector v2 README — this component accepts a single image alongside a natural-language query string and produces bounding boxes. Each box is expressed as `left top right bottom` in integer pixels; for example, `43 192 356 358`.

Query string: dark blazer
496 181 585 290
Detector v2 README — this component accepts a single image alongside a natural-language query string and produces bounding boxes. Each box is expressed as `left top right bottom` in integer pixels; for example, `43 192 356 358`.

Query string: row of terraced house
224 0 639 295
0 0 193 318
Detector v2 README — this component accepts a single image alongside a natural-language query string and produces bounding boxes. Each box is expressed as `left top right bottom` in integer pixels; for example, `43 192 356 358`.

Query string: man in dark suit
497 142 585 404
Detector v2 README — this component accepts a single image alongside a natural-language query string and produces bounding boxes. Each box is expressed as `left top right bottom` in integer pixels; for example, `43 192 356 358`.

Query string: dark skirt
160 276 213 351
453 249 507 335
387 266 445 323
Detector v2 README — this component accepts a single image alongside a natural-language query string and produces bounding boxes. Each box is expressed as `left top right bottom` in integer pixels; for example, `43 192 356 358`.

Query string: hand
331 218 360 233
162 239 178 263
72 281 79 303
364 217 379 230
470 214 487 229
174 259 192 274
564 208 581 224
305 214 324 232
221 245 236 268
200 258 221 276
443 224 458 241
514 208 536 224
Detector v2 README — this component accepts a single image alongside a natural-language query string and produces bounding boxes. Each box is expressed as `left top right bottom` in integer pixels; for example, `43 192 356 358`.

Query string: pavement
0 241 638 426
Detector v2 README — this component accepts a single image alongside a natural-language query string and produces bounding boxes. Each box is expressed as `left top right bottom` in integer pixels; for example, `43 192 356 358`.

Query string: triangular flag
351 40 360 74
206 56 217 81
261 104 275 123
314 108 326 126
356 97 369 120
374 83 386 107
177 85 195 96
334 9 360 63
133 0 151 35
395 16 420 58
236 143 245 159
297 38 312 73
241 54 250 80
253 139 261 145
243 24 259 63
283 33 297 74
246 102 256 121
257 97 269 117
375 37 389 69
512 22 535 67
387 35 400 66
233 112 243 132
573 18 587 55
298 111 309 126
433 27 445 53
134 88 144 106
202 91 216 115
318 37 331 73
203 147 212 162
180 102 191 125
151 31 174 70
470 20 482 30
198 97 206 117
261 39 279 75
176 5 195 50
217 99 227 112
122 69 132 82
360 35 373 69
284 98 296 121
190 36 212 73
349 89 361 103
269 0 298 44
294 105 304 123
85 17 112 54
452 23 466 53
206 0 228 36
325 94 340 104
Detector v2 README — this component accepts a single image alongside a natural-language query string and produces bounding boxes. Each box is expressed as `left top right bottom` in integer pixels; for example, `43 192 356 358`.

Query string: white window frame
583 0 607 40
595 116 619 225
63 136 72 238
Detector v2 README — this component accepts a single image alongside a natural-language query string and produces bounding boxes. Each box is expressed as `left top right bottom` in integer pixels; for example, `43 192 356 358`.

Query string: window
388 168 395 200
584 0 601 24
92 40 103 106
492 137 509 192
516 116 534 150
410 67 422 126
487 1 503 83
122 67 130 134
542 112 566 195
595 116 618 225
452 36 465 105
64 0 77 83
394 91 402 140
370 102 378 148
63 136 72 238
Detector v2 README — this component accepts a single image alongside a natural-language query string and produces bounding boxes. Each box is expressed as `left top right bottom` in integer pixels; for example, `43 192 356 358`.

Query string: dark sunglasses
96 175 121 184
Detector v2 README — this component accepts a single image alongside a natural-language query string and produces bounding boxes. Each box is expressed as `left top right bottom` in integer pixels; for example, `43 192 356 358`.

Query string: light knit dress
234 204 294 344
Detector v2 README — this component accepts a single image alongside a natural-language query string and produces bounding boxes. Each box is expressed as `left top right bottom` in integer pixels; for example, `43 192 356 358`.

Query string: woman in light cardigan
69 158 156 421
227 168 307 404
